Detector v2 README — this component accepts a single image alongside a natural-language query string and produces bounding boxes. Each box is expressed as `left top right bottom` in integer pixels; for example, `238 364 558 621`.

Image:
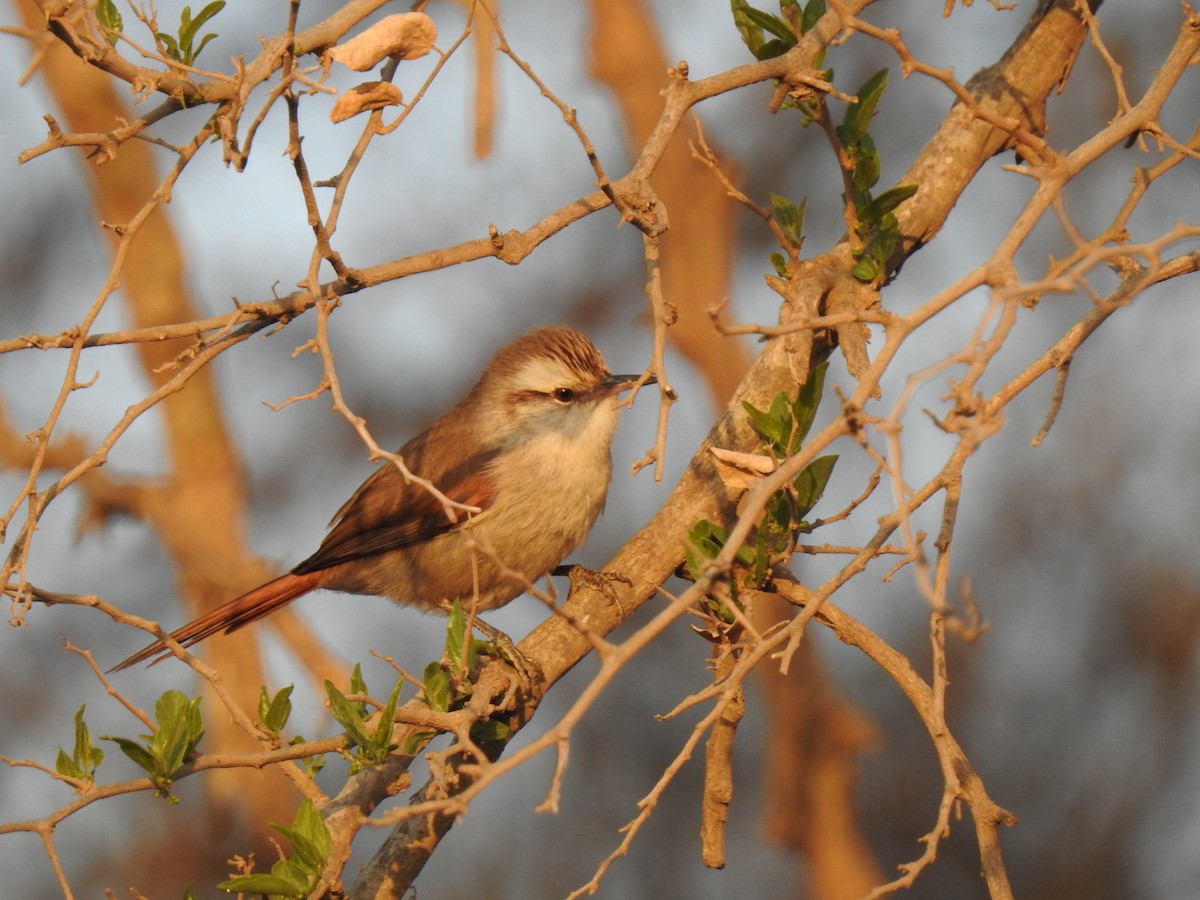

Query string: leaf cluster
217 799 331 899
768 192 808 276
325 665 403 774
836 70 919 282
730 0 826 61
686 363 838 613
155 2 226 67
421 602 512 745
257 683 327 778
101 690 204 801
54 705 104 788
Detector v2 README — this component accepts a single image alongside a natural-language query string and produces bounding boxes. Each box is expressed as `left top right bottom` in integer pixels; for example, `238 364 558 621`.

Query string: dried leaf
328 13 437 72
330 81 404 123
709 446 777 493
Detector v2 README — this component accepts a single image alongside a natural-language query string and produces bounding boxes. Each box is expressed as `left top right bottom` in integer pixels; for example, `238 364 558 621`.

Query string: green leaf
685 519 756 582
156 31 180 60
789 361 828 454
104 736 159 775
769 252 789 278
445 599 471 671
403 730 436 755
191 32 219 62
423 661 451 713
218 873 306 897
271 800 330 871
852 133 881 196
58 705 104 784
754 37 793 60
75 706 104 773
470 719 512 743
289 734 327 777
768 193 807 248
151 692 203 775
842 68 889 146
324 680 372 747
350 663 369 700
190 1 227 35
740 6 798 44
259 684 294 736
367 679 403 761
95 0 123 41
172 1 224 65
293 797 331 861
55 749 85 781
851 256 879 282
800 0 827 34
731 0 766 56
794 454 838 521
858 184 918 222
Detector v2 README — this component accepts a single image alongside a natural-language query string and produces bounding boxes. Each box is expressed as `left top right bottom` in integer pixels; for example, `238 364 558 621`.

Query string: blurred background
1 1 1198 897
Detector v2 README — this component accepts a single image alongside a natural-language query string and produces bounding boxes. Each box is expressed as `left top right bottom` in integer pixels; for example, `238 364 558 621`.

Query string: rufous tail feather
109 570 324 671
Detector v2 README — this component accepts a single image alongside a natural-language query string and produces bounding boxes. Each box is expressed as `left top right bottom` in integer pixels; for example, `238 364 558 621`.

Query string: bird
112 325 651 671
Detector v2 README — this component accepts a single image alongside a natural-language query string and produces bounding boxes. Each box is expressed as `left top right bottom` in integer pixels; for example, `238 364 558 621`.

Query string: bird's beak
604 372 656 396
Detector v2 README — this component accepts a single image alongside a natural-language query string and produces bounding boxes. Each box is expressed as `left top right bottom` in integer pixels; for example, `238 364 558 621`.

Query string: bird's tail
109 570 324 671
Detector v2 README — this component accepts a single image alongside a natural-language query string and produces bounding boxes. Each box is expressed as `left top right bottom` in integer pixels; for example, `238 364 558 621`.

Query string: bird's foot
554 564 632 617
467 616 543 690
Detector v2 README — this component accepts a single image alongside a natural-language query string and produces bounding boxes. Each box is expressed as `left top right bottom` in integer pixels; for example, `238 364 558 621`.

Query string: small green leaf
104 736 159 775
789 361 829 453
851 256 879 282
423 662 451 713
403 730 436 755
55 749 85 781
289 734 327 777
95 0 123 42
769 252 790 277
350 663 369 700
852 134 881 196
754 37 792 60
190 1 226 34
739 6 798 44
293 797 331 861
259 684 295 736
58 705 104 784
151 692 203 775
271 800 330 871
445 599 471 671
470 719 512 743
724 0 763 55
858 184 918 221
794 455 838 520
367 679 403 761
218 873 306 896
768 192 807 248
75 707 104 774
324 680 372 747
800 0 827 33
842 69 889 146
731 0 766 56
156 31 180 59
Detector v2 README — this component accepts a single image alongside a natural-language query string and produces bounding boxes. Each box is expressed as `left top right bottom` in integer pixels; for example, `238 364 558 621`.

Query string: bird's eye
552 387 575 403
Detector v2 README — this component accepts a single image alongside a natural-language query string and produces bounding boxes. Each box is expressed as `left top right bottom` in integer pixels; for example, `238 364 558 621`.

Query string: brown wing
291 435 498 576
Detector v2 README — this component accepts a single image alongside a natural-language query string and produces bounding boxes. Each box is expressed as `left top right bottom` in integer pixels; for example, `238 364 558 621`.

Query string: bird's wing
290 451 497 575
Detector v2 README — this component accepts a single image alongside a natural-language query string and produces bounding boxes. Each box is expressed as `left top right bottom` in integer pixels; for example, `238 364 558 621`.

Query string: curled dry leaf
330 82 404 123
328 13 438 72
709 446 777 494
